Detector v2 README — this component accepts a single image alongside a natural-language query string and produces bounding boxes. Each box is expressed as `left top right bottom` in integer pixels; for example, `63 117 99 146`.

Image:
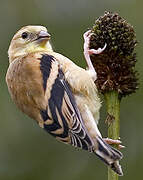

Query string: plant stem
104 91 121 180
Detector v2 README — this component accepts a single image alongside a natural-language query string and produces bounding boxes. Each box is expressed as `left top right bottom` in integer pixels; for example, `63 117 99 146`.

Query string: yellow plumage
6 25 123 175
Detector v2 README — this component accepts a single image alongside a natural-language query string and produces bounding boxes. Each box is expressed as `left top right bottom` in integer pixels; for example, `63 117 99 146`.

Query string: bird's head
8 25 52 63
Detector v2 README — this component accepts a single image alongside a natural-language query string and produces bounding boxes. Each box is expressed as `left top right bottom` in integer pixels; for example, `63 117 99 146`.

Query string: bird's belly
74 94 101 138
74 94 100 124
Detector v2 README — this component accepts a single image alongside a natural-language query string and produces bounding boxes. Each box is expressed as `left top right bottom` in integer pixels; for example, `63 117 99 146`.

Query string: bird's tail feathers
94 136 123 176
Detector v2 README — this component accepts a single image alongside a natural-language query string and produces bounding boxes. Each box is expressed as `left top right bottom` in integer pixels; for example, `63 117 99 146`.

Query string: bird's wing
39 54 94 152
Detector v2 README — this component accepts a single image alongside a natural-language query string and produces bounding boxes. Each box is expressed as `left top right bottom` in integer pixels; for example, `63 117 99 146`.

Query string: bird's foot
103 138 125 149
83 30 107 81
88 43 107 55
83 30 107 55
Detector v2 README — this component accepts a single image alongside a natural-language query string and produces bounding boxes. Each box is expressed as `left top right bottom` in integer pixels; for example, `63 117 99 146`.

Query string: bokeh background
0 0 142 179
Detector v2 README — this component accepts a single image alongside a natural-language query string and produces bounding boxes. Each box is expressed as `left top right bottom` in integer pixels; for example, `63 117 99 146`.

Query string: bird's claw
83 30 92 39
103 138 125 150
88 43 107 55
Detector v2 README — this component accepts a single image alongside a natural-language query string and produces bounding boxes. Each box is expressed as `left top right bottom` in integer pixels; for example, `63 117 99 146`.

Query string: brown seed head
89 11 138 97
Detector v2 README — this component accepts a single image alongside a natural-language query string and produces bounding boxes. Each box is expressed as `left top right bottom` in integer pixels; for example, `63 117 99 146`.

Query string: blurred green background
0 0 142 179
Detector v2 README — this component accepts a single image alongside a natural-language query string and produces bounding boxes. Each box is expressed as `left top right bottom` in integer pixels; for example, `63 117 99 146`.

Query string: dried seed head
89 11 138 97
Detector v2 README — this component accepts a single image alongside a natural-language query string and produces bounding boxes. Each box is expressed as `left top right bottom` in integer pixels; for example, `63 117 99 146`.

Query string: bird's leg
103 138 125 149
83 30 97 81
83 30 107 81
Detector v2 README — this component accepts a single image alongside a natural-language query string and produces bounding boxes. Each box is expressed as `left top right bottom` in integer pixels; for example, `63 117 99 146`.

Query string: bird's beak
37 31 51 40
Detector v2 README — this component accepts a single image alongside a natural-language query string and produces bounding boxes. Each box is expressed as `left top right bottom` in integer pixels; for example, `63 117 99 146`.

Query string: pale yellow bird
6 25 123 175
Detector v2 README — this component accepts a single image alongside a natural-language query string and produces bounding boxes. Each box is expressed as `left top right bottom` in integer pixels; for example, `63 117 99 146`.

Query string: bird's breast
6 57 46 122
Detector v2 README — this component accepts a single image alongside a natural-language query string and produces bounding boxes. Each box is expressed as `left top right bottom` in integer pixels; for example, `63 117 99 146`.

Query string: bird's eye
21 32 28 39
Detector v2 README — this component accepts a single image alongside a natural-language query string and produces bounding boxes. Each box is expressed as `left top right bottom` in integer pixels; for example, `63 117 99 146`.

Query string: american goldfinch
6 25 123 175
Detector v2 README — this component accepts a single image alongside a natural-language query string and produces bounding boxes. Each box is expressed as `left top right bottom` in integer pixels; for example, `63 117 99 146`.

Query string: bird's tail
94 136 123 176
